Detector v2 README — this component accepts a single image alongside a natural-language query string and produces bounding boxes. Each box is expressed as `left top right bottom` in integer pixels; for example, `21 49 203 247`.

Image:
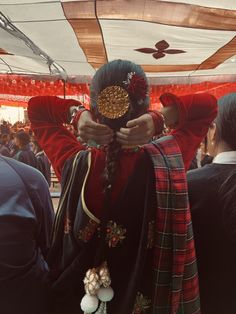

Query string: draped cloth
144 135 200 314
48 150 156 314
48 135 200 314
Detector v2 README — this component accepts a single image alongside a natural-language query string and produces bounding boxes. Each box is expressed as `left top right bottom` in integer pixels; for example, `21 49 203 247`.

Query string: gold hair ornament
97 85 130 119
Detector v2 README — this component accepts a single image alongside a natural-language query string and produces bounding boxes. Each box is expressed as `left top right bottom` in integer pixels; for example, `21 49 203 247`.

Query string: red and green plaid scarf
145 135 200 314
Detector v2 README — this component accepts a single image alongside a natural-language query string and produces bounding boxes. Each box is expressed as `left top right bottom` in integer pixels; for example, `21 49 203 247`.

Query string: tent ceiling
0 0 236 83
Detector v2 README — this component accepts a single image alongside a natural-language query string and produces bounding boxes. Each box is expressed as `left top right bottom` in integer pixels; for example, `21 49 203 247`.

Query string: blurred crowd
0 119 52 186
0 117 212 189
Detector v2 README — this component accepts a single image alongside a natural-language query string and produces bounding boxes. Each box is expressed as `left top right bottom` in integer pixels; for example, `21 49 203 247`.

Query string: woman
32 139 51 186
28 60 217 314
0 134 10 157
13 130 37 168
187 92 236 314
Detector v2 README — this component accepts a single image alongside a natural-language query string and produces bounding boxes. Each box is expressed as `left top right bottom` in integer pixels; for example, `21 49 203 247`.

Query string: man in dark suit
0 155 54 314
188 93 236 314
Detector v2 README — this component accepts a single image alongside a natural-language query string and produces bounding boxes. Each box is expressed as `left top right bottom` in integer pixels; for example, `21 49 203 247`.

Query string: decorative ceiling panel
0 0 235 81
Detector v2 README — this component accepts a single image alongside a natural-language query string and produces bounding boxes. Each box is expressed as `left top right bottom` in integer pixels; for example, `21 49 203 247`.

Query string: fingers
78 112 154 147
116 130 146 142
78 116 114 145
117 125 153 138
116 130 152 146
125 113 150 128
79 131 113 144
116 114 154 146
78 120 114 145
119 125 140 136
126 118 140 128
79 120 113 135
78 130 113 145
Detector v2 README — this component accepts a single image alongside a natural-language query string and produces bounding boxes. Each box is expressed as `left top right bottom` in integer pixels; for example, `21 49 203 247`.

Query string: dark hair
15 131 30 147
1 134 9 144
90 60 150 193
216 93 236 220
215 93 236 150
10 132 15 140
90 59 149 130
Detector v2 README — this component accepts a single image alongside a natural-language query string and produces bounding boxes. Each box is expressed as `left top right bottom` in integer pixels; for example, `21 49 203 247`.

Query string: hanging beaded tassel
95 286 114 314
95 301 105 314
96 262 114 313
80 262 114 314
81 268 100 313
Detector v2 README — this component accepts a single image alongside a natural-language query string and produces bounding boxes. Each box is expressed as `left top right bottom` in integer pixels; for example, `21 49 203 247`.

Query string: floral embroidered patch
64 216 72 234
77 219 98 242
106 220 126 248
133 292 151 314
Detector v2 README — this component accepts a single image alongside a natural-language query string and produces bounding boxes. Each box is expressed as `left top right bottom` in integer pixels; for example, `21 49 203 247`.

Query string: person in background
32 139 51 186
8 132 18 157
13 130 37 168
28 59 217 314
199 138 213 167
0 134 10 157
187 92 236 314
0 155 54 314
0 120 10 135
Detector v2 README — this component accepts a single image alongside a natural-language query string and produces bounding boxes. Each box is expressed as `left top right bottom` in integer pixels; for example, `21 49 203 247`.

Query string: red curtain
0 75 236 109
149 82 236 110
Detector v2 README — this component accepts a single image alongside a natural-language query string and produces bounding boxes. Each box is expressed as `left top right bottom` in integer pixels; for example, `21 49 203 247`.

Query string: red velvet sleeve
28 96 85 180
148 110 164 135
160 93 218 170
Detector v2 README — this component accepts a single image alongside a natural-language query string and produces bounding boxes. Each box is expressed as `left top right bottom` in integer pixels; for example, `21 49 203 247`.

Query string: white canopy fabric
0 0 235 83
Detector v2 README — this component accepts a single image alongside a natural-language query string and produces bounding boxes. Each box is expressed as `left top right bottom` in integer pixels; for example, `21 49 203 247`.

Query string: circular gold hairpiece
97 85 130 119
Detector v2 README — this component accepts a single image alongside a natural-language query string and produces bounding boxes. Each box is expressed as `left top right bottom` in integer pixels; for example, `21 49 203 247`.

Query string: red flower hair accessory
123 72 148 104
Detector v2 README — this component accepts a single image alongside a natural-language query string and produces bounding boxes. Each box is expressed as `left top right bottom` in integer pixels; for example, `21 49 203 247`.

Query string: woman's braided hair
103 138 121 193
90 59 149 193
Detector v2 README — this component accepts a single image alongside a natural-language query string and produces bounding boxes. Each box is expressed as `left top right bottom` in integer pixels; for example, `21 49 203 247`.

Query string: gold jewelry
97 86 130 119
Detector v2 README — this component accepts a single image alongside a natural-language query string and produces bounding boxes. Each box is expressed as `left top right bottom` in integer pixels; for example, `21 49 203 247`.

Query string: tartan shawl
144 135 200 314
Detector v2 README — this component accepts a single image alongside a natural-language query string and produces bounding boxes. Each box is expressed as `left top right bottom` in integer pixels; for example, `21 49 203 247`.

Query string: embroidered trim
64 216 72 234
106 220 126 248
81 151 100 224
77 219 99 242
133 292 151 314
52 151 81 244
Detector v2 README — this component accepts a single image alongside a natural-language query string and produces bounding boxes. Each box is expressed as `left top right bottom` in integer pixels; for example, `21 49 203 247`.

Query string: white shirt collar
213 151 236 164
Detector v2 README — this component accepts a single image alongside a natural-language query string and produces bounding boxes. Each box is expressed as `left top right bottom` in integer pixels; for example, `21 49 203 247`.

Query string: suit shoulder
187 164 215 184
2 156 46 186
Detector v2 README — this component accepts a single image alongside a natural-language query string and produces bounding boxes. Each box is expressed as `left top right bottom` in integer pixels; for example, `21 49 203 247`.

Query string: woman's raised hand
78 111 113 145
116 113 155 146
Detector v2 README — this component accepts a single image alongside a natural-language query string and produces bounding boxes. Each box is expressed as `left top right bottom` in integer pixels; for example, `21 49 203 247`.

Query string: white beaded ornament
80 294 99 313
81 262 114 314
97 287 114 302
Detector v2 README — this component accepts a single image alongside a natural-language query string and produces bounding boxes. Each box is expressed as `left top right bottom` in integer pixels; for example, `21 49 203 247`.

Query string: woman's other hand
78 111 113 145
116 113 155 146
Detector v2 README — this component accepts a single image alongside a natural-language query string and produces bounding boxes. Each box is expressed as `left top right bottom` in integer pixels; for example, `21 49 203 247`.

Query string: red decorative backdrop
150 82 236 109
0 75 236 110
